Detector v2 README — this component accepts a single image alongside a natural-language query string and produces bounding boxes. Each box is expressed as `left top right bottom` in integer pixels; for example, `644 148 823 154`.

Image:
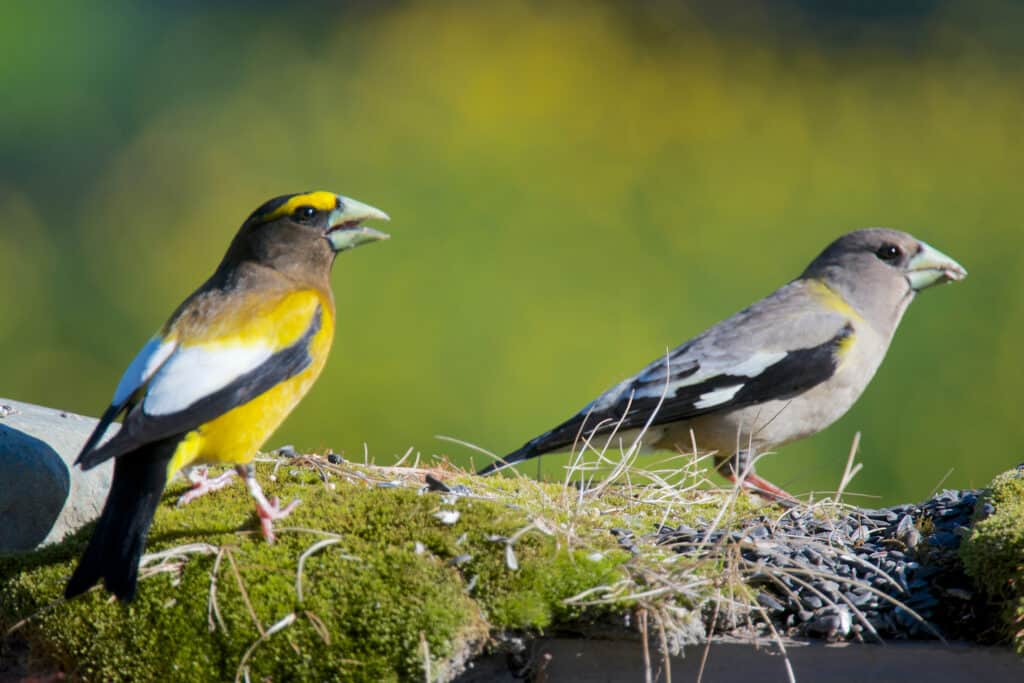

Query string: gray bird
479 229 967 500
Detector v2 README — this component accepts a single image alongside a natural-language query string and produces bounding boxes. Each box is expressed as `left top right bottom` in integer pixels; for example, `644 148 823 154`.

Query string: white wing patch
584 350 789 413
726 351 788 378
693 384 744 410
635 350 788 400
142 343 275 416
112 336 178 407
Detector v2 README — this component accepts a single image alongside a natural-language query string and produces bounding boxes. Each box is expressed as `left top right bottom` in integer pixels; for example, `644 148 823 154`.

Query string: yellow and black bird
65 191 389 601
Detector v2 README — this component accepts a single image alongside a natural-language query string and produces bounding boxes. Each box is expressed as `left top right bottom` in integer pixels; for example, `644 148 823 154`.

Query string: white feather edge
112 336 178 406
724 351 788 377
693 384 744 410
142 342 276 416
592 350 790 408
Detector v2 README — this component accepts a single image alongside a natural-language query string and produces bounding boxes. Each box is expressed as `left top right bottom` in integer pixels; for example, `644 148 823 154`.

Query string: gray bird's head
800 228 967 330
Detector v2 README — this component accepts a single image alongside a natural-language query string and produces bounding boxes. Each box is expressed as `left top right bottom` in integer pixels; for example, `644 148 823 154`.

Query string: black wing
481 322 853 473
77 306 322 469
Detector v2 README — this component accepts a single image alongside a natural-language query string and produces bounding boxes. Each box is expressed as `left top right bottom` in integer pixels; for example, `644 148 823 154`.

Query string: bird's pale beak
326 196 391 252
906 241 967 291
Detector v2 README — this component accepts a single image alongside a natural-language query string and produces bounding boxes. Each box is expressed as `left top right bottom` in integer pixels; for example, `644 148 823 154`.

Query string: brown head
216 190 390 286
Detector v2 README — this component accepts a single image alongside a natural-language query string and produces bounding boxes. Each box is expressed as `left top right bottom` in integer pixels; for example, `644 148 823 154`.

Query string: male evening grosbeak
65 190 389 601
480 229 966 501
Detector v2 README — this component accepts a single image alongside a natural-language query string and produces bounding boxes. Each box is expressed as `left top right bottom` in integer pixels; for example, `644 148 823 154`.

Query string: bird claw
255 496 300 543
732 472 800 505
176 467 238 507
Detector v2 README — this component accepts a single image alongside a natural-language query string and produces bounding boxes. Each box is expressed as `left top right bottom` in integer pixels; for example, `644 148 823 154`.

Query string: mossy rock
0 460 654 681
960 467 1024 653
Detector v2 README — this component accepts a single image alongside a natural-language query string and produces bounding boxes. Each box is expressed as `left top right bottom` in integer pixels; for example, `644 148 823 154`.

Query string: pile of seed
640 489 989 642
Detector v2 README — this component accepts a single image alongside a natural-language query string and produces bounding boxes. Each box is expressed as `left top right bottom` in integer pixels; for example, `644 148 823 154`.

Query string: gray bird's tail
477 412 595 475
476 443 541 475
65 438 177 602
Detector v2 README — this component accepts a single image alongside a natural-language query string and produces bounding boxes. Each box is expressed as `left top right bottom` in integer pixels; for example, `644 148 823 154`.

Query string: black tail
478 412 599 476
65 439 176 601
476 443 540 475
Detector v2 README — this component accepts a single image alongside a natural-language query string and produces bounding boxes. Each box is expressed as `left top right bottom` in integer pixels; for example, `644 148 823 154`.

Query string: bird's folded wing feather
76 336 180 460
526 281 859 453
76 289 324 468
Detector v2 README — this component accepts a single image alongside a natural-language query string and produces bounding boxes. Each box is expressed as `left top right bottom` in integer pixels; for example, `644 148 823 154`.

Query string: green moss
1 457 775 680
960 468 1024 652
2 468 495 681
0 461 674 680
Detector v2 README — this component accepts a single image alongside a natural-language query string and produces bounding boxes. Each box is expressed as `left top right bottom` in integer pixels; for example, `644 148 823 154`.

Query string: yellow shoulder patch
806 279 864 323
170 289 331 351
258 191 340 222
834 327 858 363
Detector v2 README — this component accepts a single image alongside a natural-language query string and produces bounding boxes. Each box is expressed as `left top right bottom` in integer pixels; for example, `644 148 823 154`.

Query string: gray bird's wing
525 279 857 454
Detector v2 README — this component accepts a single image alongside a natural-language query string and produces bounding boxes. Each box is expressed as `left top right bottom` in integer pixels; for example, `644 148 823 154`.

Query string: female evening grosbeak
481 229 966 501
65 191 389 601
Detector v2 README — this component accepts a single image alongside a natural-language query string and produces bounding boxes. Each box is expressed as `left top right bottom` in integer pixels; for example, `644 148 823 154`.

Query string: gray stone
0 398 116 551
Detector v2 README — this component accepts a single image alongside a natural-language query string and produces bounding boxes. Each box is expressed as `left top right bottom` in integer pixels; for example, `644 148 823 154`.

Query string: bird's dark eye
294 206 317 222
875 244 902 262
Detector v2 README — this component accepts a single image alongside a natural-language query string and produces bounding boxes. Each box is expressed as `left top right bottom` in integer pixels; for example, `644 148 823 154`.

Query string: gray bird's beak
326 196 391 252
906 241 967 291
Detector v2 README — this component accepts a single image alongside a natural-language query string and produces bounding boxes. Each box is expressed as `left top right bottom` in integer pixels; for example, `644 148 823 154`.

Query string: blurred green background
1 1 1020 504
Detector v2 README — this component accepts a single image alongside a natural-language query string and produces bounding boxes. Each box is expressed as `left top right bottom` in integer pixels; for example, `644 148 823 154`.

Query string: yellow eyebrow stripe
259 191 339 222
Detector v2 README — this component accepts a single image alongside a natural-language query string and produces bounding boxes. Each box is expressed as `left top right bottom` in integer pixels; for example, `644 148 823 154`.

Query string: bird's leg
237 463 300 543
719 450 799 504
176 466 238 506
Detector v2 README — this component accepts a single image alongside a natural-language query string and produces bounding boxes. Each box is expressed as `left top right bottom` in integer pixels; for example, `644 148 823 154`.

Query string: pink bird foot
238 464 300 543
176 467 238 506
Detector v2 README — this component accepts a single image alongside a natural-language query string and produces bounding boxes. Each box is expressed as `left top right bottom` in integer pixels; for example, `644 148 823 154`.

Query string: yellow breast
165 294 335 478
